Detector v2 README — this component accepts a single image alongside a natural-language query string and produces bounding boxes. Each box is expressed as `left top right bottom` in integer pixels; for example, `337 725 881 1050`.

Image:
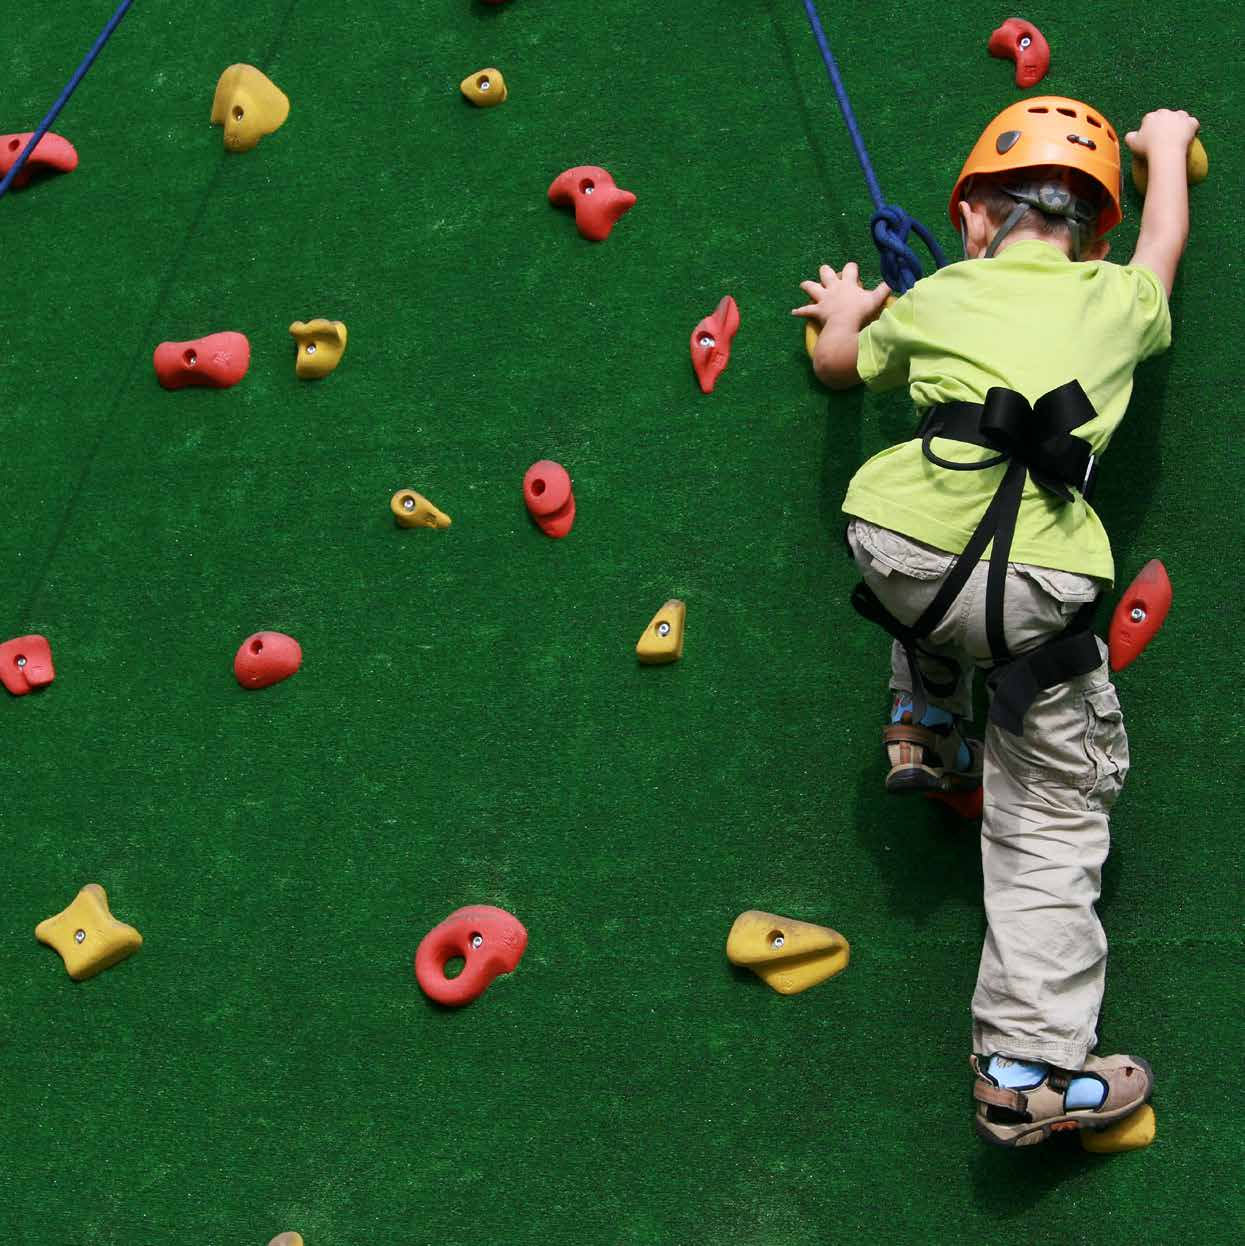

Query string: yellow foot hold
35 884 142 981
390 490 451 529
636 599 685 664
461 68 507 107
268 1234 305 1246
1132 136 1208 194
1081 1103 1157 1153
805 296 895 360
211 64 290 152
289 319 348 379
726 909 849 995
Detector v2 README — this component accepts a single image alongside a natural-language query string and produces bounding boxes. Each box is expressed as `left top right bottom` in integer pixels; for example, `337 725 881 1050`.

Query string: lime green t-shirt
844 240 1171 583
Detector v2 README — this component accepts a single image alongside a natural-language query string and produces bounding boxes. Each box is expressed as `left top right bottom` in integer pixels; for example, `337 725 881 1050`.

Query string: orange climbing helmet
949 96 1123 237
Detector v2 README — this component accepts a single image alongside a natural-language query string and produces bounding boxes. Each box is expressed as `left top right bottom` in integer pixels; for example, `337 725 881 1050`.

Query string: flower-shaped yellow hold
390 490 451 529
1081 1103 1156 1153
35 883 142 981
289 319 348 379
211 64 290 153
460 68 508 107
636 599 685 664
726 909 849 995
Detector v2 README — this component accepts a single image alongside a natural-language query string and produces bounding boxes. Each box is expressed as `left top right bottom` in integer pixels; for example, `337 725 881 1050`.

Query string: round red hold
0 634 55 696
1108 559 1172 672
234 631 302 689
523 460 576 537
414 905 528 1007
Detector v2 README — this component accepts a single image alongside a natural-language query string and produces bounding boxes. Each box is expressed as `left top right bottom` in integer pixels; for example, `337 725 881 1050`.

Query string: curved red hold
0 635 55 696
1108 559 1172 672
415 905 528 1007
691 296 740 394
234 631 302 689
987 18 1050 89
523 459 576 538
547 165 636 241
924 786 984 821
154 332 250 390
0 131 78 189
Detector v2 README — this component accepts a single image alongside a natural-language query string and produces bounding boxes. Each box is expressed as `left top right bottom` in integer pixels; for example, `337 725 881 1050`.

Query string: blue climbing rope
0 0 134 201
799 0 948 293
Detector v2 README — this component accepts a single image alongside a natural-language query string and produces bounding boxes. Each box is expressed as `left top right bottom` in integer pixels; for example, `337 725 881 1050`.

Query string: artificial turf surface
1 2 1241 1243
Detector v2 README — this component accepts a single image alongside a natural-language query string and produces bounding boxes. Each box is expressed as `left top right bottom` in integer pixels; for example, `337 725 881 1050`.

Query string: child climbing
792 99 1200 1147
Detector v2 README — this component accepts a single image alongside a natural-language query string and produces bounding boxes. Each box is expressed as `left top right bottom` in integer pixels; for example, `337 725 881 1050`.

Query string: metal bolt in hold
305 343 317 355
771 934 785 949
698 334 716 349
1130 606 1146 623
16 656 27 669
470 934 483 949
657 621 671 637
1020 35 1031 49
402 495 415 510
74 929 86 944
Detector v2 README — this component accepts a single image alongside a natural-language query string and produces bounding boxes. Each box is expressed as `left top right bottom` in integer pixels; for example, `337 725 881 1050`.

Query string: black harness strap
850 381 1102 736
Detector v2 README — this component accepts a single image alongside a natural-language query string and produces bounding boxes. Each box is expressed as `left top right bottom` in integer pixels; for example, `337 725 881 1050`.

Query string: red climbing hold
153 332 250 390
0 635 55 696
1108 559 1172 672
547 165 636 241
523 459 576 538
234 631 302 689
0 132 78 189
691 296 740 394
414 905 528 1007
925 786 984 821
987 18 1050 89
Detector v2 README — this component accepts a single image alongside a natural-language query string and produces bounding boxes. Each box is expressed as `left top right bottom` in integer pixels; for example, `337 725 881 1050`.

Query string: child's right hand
1125 109 1200 159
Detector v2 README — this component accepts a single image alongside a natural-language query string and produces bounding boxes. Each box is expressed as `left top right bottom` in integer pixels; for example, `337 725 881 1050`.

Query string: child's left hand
792 262 891 329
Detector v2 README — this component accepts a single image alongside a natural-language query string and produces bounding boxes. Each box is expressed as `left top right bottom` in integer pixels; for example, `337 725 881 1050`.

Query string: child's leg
971 648 1129 1068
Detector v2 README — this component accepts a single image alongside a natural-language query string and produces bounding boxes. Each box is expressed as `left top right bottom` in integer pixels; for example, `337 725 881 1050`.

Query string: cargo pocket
1084 684 1129 812
849 520 956 582
1013 563 1102 618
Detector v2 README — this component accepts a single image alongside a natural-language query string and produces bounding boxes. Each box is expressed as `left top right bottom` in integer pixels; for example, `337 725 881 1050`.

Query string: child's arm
1125 109 1201 296
792 262 891 389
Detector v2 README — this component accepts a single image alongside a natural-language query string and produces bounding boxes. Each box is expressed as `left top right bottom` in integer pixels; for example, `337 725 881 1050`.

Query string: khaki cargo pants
847 519 1130 1069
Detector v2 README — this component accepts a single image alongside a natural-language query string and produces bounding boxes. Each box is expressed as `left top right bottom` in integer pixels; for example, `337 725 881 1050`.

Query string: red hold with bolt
415 905 528 1007
987 19 1050 89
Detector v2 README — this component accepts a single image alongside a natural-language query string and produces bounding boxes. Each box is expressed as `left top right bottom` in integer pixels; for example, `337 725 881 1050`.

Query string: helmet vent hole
1027 106 1049 114
1056 107 1076 118
1086 114 1102 128
1107 129 1117 144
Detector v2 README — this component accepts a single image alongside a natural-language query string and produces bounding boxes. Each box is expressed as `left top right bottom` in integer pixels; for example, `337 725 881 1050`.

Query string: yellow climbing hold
35 883 142 981
636 599 685 664
390 490 451 529
211 64 290 152
1131 136 1208 194
461 68 508 108
289 319 348 379
1081 1103 1157 1153
726 909 849 995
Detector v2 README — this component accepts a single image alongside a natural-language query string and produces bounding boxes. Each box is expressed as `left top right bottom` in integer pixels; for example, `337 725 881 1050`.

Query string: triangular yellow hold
726 909 849 995
390 489 451 529
1081 1103 1156 1153
290 319 348 379
636 599 685 664
460 68 508 107
35 883 142 981
211 64 290 152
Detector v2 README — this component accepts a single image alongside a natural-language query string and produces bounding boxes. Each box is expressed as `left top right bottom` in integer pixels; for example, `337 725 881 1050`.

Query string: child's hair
965 165 1104 252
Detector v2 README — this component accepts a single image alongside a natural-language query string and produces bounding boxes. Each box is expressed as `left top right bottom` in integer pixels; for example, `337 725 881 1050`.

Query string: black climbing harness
850 381 1105 736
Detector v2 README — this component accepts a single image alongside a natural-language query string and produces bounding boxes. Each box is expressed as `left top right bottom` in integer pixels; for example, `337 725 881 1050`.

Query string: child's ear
958 200 989 258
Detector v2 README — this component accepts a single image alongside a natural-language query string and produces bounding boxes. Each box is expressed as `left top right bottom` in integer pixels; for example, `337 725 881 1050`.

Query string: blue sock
987 1055 1106 1110
891 695 971 771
